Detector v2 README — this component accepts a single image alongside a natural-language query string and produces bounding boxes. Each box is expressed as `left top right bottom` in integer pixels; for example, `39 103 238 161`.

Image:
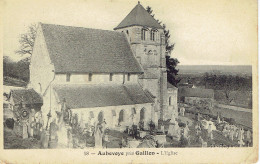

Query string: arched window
169 96 172 105
98 111 104 123
126 30 129 35
141 28 148 40
150 30 154 41
151 29 158 41
119 110 125 123
140 108 145 121
157 31 160 41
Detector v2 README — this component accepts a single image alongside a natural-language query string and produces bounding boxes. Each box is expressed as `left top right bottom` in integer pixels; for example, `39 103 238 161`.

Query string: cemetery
4 99 252 148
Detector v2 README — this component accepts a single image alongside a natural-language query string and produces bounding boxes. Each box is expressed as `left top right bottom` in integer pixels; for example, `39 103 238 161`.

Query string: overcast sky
3 0 257 65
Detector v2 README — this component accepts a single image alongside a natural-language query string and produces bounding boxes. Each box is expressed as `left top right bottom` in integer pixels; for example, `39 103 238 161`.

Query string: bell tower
114 2 169 121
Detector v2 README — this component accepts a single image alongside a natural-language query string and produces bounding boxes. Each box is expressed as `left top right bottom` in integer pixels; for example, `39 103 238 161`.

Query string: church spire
114 2 162 30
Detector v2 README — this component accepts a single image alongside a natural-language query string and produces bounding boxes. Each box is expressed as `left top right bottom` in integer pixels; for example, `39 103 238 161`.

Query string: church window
66 73 71 82
88 73 92 81
89 111 94 118
151 30 154 41
112 110 116 116
119 110 125 123
126 30 129 35
141 28 148 40
169 96 172 105
109 73 113 81
131 108 136 115
127 73 131 81
151 29 157 41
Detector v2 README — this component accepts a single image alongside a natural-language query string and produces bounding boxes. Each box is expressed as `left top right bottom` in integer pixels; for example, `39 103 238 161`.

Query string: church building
29 2 178 143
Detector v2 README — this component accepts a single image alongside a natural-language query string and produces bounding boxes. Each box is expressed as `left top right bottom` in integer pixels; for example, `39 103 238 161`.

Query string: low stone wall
185 97 213 108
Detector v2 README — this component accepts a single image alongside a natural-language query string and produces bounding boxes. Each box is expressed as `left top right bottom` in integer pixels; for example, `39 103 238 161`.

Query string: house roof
114 3 163 30
9 89 43 105
178 88 214 99
53 84 154 109
40 23 143 73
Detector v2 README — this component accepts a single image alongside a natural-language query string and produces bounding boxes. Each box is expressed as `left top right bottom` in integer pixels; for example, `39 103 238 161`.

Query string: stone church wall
71 103 153 131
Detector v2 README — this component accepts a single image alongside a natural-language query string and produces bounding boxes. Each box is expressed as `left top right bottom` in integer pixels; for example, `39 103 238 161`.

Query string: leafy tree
146 6 180 87
16 24 37 61
202 73 252 103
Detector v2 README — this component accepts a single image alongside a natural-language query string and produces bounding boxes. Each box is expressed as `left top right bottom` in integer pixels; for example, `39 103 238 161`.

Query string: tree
146 6 180 87
16 24 37 61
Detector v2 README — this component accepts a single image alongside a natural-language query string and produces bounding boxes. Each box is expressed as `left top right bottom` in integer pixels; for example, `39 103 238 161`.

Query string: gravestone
40 130 50 148
217 115 221 124
229 129 234 141
183 125 189 139
168 121 181 141
208 124 213 140
22 124 28 139
95 125 103 148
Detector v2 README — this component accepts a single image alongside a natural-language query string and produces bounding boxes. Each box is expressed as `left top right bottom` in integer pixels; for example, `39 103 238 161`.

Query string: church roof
53 84 154 109
114 3 163 30
40 23 143 73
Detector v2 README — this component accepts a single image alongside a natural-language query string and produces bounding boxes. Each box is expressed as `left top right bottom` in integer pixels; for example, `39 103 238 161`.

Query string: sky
2 0 257 65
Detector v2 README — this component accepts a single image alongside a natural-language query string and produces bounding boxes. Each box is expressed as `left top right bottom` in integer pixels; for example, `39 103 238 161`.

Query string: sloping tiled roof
53 84 154 109
178 88 214 99
40 23 143 73
114 3 163 30
10 89 43 105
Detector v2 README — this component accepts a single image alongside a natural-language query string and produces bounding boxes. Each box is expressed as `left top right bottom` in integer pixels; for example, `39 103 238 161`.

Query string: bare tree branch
16 23 37 58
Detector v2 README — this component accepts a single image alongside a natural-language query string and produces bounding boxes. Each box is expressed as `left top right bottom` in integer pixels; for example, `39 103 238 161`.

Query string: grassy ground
211 107 252 128
182 102 252 129
3 76 27 87
4 127 41 149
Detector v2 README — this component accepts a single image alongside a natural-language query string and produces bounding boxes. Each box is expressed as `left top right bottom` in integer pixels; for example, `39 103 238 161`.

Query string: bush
5 118 14 129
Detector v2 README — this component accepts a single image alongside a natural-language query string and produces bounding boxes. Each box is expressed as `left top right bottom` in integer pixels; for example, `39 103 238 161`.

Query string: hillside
177 65 252 75
3 56 30 87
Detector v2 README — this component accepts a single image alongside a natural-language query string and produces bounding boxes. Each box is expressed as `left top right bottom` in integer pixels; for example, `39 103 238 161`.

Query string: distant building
178 88 214 107
8 89 43 111
7 89 43 137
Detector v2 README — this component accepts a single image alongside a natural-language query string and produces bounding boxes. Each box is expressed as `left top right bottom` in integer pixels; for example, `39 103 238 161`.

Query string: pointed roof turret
114 2 163 30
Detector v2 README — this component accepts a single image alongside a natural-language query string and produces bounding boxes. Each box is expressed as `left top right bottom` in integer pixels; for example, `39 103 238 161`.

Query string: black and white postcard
1 0 258 163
